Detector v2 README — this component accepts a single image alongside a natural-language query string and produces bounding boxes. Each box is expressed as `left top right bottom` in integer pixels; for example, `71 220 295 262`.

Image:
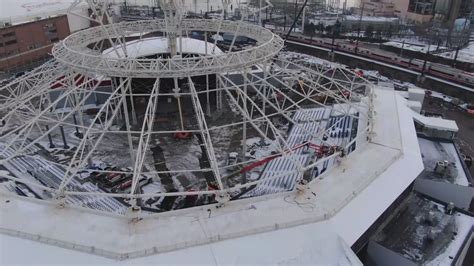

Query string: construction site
0 0 471 264
0 0 372 214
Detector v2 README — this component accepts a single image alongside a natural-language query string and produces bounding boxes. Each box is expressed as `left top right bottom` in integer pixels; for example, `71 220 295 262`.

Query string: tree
317 22 324 35
334 19 342 37
304 23 316 40
375 28 382 39
325 25 333 35
309 23 316 40
365 25 374 38
385 24 393 38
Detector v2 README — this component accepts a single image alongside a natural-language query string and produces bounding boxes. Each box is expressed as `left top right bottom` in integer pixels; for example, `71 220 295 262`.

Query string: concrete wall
366 241 417 266
414 178 474 214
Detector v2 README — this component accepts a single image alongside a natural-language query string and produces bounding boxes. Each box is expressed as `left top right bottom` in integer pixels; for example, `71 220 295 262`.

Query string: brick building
0 15 71 72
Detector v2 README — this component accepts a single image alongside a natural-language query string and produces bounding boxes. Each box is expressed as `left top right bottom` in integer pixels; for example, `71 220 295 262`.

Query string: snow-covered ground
383 41 446 53
438 42 474 64
383 38 474 64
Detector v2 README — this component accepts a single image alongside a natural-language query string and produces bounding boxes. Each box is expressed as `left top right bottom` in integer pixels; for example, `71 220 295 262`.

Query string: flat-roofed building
0 16 70 71
0 0 90 72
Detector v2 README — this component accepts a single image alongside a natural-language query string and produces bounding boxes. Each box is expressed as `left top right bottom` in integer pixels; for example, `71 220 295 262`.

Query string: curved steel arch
52 19 284 78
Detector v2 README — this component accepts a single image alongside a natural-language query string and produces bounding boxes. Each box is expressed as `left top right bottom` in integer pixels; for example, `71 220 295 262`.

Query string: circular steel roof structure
52 19 284 78
0 0 374 218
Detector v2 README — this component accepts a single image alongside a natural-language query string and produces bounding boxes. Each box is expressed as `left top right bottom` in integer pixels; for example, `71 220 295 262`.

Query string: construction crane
211 141 341 189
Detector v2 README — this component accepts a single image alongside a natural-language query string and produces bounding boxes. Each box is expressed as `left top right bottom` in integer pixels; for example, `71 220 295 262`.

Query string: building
353 0 396 17
0 0 90 72
0 16 70 71
393 0 472 24
392 0 436 24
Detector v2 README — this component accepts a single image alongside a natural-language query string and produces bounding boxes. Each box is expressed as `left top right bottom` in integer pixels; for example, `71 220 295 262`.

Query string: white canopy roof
412 111 459 132
103 37 224 59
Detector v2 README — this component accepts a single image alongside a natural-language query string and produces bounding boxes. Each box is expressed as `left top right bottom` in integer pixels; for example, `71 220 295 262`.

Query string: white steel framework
0 0 373 217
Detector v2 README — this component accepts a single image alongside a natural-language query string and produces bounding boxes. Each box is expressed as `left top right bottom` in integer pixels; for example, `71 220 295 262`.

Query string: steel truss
0 0 373 216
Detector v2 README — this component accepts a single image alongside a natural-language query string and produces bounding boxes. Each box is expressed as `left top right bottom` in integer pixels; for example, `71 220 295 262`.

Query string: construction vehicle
217 141 342 186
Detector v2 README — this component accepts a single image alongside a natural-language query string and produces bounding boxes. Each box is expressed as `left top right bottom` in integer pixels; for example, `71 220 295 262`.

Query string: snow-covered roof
438 42 474 63
0 87 425 264
0 218 362 265
408 87 425 95
345 15 399 22
103 37 224 59
412 110 459 132
0 0 85 25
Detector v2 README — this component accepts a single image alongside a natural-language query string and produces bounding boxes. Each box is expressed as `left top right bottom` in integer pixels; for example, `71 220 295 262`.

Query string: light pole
400 40 405 57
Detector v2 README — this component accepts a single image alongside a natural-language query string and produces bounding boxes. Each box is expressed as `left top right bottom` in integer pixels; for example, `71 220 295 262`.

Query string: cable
283 194 315 213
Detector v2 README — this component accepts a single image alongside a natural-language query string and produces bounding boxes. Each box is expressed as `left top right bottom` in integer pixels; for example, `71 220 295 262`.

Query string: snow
440 143 469 186
0 220 361 265
384 37 474 64
0 87 423 263
103 37 224 59
0 139 128 214
286 40 421 77
0 0 87 26
330 89 423 246
211 34 224 41
345 15 399 22
0 170 13 178
429 90 456 104
438 42 474 64
418 138 469 186
411 110 459 132
281 51 345 69
427 213 474 265
383 41 443 53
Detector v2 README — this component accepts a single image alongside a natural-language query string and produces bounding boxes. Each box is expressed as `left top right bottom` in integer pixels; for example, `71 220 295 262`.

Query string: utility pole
400 40 405 57
355 2 365 54
302 6 307 34
329 26 336 61
419 43 431 83
294 0 298 22
452 45 460 67
331 26 337 53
